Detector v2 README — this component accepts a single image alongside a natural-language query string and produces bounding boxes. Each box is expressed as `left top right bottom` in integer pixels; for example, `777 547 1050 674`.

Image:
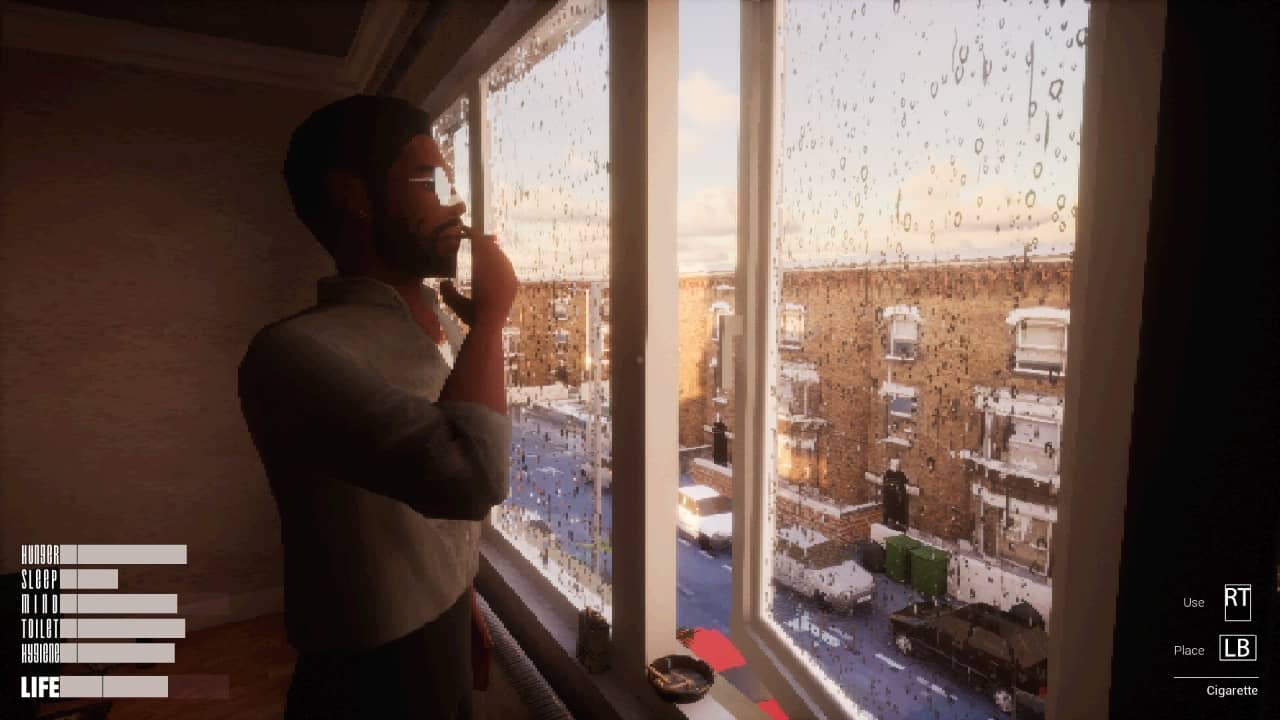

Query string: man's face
370 134 468 278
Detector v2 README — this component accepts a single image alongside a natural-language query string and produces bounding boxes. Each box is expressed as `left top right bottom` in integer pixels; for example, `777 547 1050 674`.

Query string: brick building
506 254 1071 580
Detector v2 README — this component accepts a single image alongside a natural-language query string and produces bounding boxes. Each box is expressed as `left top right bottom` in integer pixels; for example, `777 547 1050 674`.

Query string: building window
1009 307 1070 376
777 361 819 419
553 294 572 322
780 303 806 349
502 326 521 358
553 328 570 353
710 300 732 341
879 381 918 447
883 305 922 360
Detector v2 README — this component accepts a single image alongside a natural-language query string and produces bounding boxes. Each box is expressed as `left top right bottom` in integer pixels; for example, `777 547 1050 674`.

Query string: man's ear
324 169 372 218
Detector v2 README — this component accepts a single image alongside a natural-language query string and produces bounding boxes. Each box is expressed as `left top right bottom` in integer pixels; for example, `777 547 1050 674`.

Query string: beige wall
0 48 336 625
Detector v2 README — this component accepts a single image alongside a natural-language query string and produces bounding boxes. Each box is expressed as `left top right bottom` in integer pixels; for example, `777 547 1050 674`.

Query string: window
430 96 473 279
552 294 572 322
733 1 1097 718
884 305 922 360
502 326 521 358
1010 308 1070 376
777 361 819 419
779 303 805 349
880 381 918 447
483 0 612 617
710 300 732 341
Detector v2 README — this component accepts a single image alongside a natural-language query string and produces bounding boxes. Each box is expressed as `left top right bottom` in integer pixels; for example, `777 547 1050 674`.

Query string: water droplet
1034 161 1043 178
1057 194 1067 210
960 174 968 186
1048 79 1064 101
840 156 847 170
930 81 939 98
1028 100 1039 118
1058 221 1067 232
1075 27 1088 47
892 0 900 14
954 211 963 227
959 45 970 63
974 138 984 154
1025 190 1037 207
999 18 1006 29
861 165 869 181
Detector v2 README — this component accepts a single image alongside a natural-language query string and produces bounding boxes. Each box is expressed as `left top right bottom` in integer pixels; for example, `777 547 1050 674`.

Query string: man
238 94 517 719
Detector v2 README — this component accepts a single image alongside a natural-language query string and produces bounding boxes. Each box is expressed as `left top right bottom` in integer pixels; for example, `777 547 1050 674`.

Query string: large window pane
430 97 473 281
758 1 1088 717
484 0 612 619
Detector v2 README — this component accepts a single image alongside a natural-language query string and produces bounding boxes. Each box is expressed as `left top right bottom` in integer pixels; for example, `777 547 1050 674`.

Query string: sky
436 0 1090 281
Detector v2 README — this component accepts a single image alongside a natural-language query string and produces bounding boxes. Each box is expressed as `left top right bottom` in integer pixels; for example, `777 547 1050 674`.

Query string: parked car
677 485 733 552
888 599 1049 714
773 525 875 613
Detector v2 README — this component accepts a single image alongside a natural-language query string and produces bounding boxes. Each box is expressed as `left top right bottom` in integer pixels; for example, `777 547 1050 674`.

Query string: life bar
59 594 178 614
59 545 187 565
60 618 185 639
55 675 168 698
59 569 119 590
55 642 175 664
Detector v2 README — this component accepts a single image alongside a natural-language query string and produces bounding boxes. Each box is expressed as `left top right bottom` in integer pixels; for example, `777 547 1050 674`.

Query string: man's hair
282 94 430 253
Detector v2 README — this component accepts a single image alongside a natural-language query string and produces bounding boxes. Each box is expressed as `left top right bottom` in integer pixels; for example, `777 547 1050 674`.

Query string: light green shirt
238 275 510 652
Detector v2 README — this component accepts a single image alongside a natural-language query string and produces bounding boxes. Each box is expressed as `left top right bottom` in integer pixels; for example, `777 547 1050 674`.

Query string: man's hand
439 280 474 325
450 232 518 328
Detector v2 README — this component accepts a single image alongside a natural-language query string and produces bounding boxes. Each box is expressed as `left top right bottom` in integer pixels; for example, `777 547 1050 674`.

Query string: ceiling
14 0 368 57
1 0 429 96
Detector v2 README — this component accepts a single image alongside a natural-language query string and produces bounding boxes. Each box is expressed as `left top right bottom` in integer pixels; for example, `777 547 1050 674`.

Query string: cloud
679 126 704 157
678 185 736 237
679 70 738 129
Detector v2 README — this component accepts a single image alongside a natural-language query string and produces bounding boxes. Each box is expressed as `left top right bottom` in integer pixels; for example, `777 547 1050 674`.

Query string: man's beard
373 216 458 279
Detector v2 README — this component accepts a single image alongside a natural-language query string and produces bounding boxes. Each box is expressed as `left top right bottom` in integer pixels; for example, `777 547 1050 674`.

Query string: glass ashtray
646 654 715 703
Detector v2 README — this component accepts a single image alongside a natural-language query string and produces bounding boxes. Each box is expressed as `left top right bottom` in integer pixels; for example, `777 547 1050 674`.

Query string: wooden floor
38 613 537 720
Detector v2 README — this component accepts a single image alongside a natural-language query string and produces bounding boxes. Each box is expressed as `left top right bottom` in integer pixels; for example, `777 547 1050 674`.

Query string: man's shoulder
241 306 355 372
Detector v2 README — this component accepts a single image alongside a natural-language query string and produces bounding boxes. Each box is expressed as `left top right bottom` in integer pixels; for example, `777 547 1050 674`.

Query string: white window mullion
467 78 490 236
604 0 682 685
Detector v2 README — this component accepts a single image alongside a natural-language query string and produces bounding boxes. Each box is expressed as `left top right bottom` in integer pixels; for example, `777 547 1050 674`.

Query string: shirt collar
316 275 440 314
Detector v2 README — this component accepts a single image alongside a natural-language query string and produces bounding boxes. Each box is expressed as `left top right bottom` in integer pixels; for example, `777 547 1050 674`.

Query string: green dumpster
909 545 951 598
883 534 922 583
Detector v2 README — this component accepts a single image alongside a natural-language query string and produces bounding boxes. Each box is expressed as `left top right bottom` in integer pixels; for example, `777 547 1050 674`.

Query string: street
502 406 1011 719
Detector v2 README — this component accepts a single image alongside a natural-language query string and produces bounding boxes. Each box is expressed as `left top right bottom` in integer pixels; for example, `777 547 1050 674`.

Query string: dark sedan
888 599 1048 715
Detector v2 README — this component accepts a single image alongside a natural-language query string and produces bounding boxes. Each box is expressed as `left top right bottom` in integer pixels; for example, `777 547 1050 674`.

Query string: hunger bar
66 545 187 565
60 594 178 614
61 618 185 639
59 569 119 590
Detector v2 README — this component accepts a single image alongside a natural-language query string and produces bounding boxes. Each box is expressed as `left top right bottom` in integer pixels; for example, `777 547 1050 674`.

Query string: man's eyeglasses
407 166 462 206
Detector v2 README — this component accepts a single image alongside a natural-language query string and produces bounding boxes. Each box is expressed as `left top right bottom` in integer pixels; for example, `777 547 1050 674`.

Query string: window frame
884 304 923 361
410 1 771 718
728 1 1166 719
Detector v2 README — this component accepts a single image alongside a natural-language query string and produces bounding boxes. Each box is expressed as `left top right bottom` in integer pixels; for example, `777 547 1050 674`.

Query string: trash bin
852 539 886 573
883 534 922 583
909 545 950 598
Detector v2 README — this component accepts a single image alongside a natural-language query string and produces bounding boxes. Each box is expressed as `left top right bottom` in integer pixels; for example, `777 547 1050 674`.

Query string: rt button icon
1224 584 1252 622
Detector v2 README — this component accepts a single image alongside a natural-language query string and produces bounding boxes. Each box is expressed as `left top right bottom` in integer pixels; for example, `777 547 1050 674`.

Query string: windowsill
476 522 769 720
883 354 916 362
1012 366 1066 378
880 436 913 448
778 342 803 350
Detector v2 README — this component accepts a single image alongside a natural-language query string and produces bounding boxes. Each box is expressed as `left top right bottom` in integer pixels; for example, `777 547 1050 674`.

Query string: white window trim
730 2 1165 720
403 1 1165 718
1010 309 1070 375
884 305 922 361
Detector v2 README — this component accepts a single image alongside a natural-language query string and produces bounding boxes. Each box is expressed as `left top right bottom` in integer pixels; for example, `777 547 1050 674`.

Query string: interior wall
0 47 336 627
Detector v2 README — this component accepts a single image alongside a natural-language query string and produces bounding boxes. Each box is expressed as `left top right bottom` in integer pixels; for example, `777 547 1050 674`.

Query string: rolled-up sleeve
239 327 511 521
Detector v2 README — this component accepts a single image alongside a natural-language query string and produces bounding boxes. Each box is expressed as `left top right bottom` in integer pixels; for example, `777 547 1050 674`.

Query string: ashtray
646 654 715 704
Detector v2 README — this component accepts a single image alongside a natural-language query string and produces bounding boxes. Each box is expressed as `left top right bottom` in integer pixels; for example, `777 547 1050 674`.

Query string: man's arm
239 328 510 522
